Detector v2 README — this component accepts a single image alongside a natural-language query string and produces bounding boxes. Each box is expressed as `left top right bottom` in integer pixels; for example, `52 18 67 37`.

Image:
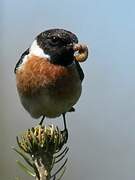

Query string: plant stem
34 154 53 180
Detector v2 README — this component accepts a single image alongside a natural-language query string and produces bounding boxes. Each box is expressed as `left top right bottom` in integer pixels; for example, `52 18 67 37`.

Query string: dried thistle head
17 125 66 156
14 125 68 180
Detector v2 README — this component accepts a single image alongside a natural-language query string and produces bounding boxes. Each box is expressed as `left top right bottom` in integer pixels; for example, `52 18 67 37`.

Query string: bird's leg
39 115 45 126
63 113 67 130
62 113 68 143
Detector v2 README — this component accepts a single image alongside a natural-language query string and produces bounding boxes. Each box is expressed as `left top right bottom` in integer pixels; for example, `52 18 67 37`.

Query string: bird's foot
61 128 68 144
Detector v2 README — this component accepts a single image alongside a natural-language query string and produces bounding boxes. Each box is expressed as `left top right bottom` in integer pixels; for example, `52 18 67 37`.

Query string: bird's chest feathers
16 56 80 98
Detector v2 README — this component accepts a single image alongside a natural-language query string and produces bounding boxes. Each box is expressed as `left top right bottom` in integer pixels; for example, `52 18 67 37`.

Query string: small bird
14 29 88 142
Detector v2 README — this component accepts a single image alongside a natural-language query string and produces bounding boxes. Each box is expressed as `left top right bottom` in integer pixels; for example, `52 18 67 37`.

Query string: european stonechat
14 29 88 142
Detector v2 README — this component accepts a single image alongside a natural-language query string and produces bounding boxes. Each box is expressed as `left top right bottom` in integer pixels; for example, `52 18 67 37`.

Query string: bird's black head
36 29 78 66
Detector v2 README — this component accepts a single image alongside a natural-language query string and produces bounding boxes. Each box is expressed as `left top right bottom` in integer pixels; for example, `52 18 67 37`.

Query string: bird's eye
50 36 61 45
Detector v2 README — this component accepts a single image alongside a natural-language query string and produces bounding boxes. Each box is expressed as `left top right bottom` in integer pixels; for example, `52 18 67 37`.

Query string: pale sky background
1 0 135 179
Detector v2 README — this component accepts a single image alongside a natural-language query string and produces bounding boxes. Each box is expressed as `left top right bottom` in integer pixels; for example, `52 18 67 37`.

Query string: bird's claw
61 128 68 144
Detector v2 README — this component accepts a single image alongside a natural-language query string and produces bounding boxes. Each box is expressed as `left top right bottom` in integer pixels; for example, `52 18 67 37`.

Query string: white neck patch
30 40 50 59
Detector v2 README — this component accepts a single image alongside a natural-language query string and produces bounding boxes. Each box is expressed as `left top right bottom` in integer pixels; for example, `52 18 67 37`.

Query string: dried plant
13 125 69 180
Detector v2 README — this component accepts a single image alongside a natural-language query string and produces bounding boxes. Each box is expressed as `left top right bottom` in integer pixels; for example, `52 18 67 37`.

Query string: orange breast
16 55 80 98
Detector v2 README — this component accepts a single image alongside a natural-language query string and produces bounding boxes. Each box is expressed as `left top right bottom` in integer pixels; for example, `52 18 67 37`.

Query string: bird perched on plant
14 28 88 142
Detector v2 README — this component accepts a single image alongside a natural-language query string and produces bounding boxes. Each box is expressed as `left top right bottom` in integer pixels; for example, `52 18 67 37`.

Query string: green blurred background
1 0 135 179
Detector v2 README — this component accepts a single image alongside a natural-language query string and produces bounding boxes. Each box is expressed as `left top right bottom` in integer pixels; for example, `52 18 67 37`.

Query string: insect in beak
73 43 89 62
